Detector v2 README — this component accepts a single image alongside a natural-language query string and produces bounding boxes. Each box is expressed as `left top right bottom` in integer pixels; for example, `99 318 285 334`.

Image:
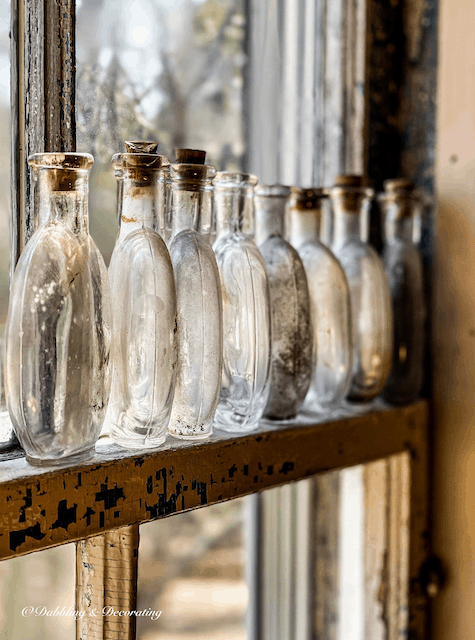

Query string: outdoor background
0 1 248 639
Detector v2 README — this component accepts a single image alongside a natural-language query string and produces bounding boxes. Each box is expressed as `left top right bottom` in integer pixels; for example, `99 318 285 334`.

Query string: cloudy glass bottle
213 172 271 432
379 179 425 405
329 175 393 402
254 185 312 420
167 151 223 439
5 153 112 466
287 187 352 411
108 142 177 449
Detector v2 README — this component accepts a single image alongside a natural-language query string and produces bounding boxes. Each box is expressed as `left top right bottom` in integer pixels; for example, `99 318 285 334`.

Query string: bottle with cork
287 187 352 411
108 141 177 449
328 175 393 403
167 149 223 439
5 152 112 466
378 178 425 405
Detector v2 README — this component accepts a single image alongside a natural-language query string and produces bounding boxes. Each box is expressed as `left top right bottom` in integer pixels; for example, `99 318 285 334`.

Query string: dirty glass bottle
5 153 112 466
213 172 271 432
254 185 312 420
379 179 425 405
108 142 177 448
329 175 392 402
287 187 352 411
167 150 223 439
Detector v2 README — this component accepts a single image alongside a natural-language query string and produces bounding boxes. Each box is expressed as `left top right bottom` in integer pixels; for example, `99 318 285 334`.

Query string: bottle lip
28 152 94 170
383 177 415 192
254 184 291 197
290 187 327 207
214 171 258 188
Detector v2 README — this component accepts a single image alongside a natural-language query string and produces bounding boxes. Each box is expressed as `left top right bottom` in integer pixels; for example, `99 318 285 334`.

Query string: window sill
0 399 428 560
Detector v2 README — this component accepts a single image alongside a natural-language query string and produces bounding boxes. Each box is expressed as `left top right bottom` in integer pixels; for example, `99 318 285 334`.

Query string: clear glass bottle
378 179 425 405
213 172 271 432
254 185 313 420
108 141 177 448
287 187 352 410
5 153 112 466
329 175 393 402
167 150 223 439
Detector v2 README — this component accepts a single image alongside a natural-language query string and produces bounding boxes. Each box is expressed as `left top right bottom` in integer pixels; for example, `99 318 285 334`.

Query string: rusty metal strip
76 524 139 640
0 401 428 562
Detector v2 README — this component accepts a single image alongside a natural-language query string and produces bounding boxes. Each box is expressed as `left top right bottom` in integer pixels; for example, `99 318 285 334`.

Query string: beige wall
433 0 475 636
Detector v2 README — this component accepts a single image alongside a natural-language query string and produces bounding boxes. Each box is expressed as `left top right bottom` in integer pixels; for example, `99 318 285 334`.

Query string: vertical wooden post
76 524 140 640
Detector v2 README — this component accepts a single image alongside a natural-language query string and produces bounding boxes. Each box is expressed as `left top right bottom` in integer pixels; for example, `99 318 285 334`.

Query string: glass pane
76 0 246 262
138 499 247 639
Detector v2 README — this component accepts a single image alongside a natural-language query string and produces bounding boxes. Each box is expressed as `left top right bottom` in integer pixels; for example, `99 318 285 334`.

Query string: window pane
76 0 246 262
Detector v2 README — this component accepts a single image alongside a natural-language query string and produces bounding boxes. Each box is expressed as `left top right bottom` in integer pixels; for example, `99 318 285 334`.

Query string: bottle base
111 434 167 450
26 446 95 468
168 420 213 440
214 415 260 434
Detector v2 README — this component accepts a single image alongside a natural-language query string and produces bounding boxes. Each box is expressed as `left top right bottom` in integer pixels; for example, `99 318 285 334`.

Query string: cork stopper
175 148 206 164
290 187 327 209
125 141 159 154
383 178 416 193
334 175 365 188
112 141 169 176
28 153 93 191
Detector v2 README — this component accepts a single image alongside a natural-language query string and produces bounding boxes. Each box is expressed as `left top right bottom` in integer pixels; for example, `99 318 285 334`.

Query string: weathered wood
44 0 76 152
0 401 428 562
76 524 139 640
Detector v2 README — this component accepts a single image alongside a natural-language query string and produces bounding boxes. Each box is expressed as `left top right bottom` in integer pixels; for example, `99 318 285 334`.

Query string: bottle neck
254 195 286 245
117 176 164 241
214 188 253 237
380 198 417 243
35 168 89 235
332 210 361 247
287 207 321 249
169 187 206 240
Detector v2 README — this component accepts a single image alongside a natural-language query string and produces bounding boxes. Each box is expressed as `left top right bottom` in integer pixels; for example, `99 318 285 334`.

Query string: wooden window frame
3 1 435 639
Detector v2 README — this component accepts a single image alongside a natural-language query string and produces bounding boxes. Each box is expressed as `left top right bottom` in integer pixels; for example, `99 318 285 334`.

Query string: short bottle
378 179 425 405
287 187 352 410
5 153 112 466
329 175 393 402
213 172 271 432
254 185 313 420
167 150 223 439
108 141 177 448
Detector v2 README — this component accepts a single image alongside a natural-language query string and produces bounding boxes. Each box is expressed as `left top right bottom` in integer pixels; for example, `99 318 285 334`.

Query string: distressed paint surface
0 401 428 561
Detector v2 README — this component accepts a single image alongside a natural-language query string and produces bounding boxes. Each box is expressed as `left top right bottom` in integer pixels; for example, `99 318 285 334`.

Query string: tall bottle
167 150 223 439
108 141 177 448
213 172 271 432
5 153 112 466
329 175 392 402
254 185 312 420
379 179 425 405
287 187 352 410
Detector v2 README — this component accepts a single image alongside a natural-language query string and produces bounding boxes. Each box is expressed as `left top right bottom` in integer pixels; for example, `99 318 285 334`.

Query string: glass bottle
329 175 393 402
108 142 177 448
213 172 271 432
167 150 222 439
287 187 352 411
378 179 425 405
254 185 313 420
5 153 112 466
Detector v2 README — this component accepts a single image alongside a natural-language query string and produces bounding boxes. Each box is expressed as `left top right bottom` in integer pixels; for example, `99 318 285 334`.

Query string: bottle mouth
28 152 94 171
254 184 291 198
170 163 216 183
290 187 327 208
214 172 258 189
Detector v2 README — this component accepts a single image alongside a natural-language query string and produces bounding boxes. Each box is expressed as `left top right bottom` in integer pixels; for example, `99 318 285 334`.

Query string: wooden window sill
0 399 428 560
